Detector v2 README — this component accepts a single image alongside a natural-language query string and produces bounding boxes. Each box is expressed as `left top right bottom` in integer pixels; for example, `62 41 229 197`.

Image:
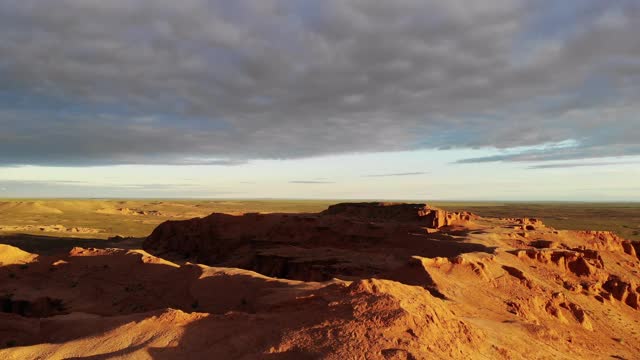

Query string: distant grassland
0 199 340 239
432 201 640 241
0 199 638 241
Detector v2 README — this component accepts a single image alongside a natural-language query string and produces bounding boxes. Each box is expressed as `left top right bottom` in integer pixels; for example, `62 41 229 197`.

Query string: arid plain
0 200 639 359
1 200 638 250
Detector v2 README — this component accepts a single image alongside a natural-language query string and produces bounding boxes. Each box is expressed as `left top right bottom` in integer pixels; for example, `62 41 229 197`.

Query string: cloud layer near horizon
1 0 639 166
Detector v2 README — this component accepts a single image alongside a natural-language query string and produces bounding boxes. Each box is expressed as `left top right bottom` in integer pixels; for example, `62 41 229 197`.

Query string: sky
0 0 639 201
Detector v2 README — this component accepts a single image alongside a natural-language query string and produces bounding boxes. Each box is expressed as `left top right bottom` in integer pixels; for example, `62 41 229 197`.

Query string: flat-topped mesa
321 202 476 228
142 202 481 280
321 202 431 220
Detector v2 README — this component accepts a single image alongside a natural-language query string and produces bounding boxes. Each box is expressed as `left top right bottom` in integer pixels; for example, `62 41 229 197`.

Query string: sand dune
0 201 63 215
0 244 37 265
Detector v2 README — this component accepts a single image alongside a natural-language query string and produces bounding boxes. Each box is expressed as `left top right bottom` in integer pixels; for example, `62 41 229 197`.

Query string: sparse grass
0 199 339 240
0 200 637 257
432 201 640 241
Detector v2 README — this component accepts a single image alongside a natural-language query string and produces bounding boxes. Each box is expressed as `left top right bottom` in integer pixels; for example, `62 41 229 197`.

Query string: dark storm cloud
0 0 639 165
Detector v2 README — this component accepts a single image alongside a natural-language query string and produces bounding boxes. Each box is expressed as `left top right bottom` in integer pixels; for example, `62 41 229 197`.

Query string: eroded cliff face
142 202 479 281
1 203 639 359
320 202 475 227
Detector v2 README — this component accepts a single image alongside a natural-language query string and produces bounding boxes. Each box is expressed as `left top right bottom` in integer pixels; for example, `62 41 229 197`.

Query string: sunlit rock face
142 203 479 280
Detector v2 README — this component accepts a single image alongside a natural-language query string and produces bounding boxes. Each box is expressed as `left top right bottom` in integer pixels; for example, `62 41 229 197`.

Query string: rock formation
1 202 639 359
320 202 475 227
143 202 480 282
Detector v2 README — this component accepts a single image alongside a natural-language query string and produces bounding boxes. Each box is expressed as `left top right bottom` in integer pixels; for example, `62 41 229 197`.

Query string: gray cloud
0 0 639 165
0 179 203 189
457 142 640 164
0 179 234 197
363 171 428 177
528 161 640 169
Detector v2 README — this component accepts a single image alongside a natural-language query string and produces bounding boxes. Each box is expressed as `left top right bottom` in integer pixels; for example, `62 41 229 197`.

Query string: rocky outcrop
321 202 476 228
321 202 432 220
0 245 484 358
513 248 604 277
1 296 65 317
143 203 480 280
602 276 640 310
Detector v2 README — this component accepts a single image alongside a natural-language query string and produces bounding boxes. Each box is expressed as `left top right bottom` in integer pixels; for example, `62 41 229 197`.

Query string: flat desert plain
0 200 638 252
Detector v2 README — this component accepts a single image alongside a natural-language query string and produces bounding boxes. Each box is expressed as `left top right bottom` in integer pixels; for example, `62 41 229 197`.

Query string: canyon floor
0 200 639 359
